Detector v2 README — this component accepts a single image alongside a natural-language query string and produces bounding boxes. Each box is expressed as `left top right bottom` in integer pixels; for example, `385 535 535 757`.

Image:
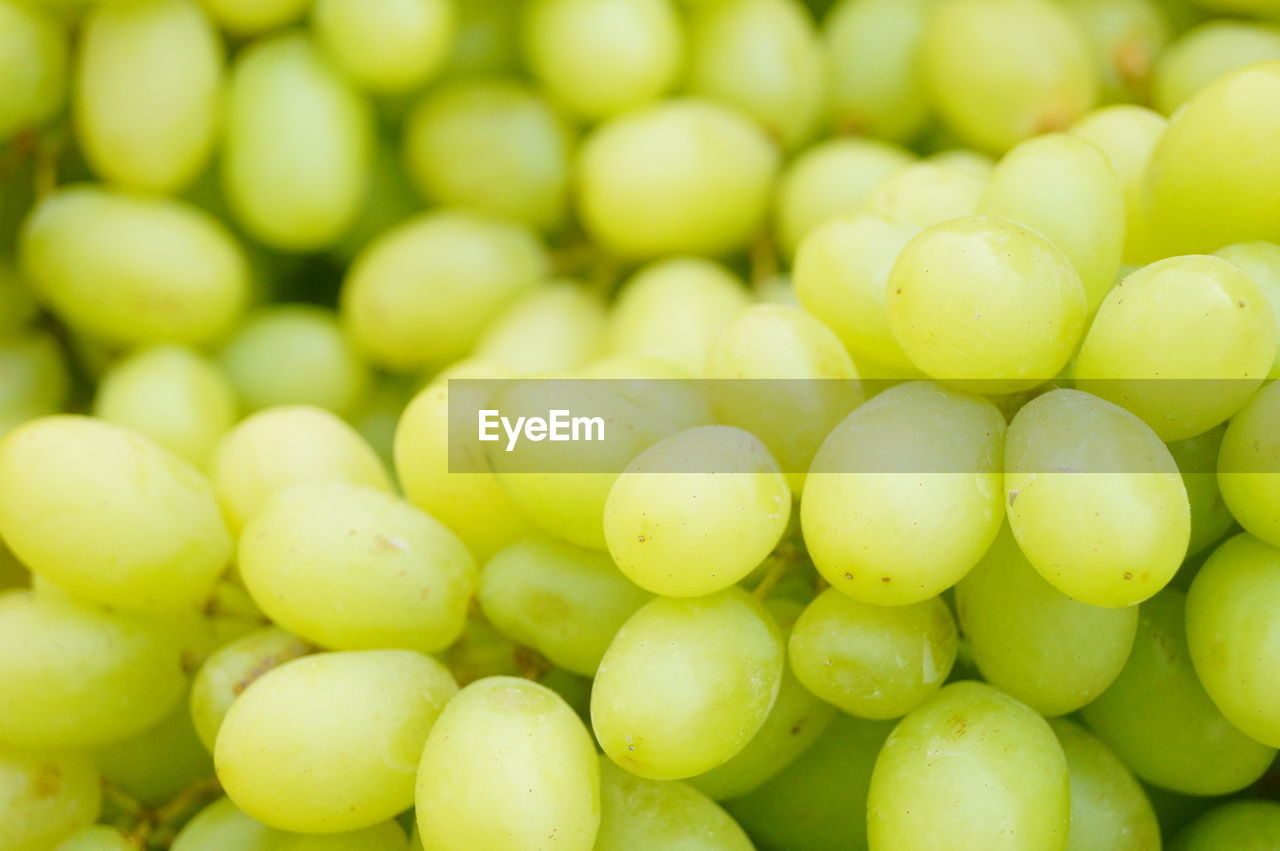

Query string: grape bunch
1 0 1280 849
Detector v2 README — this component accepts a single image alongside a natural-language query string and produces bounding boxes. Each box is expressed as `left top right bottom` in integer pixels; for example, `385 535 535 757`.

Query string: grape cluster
1 0 1279 849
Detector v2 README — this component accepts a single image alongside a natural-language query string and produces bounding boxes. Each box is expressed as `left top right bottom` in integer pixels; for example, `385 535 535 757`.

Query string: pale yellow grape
1153 21 1280 114
887 216 1087 391
478 536 650 677
773 137 913 258
199 0 311 35
1147 62 1280 252
1049 719 1161 851
979 133 1125 314
219 305 368 418
578 98 778 259
926 147 995 177
863 160 985 230
1064 0 1169 104
1175 801 1280 851
0 416 230 613
416 676 600 851
1185 534 1280 747
210 405 391 535
216 650 456 833
607 257 748 376
792 212 919 372
686 0 826 148
53 825 135 850
789 587 957 718
596 757 752 851
340 210 547 370
93 345 237 467
0 0 64 141
1005 389 1190 607
91 683 212 806
1168 424 1235 556
1215 241 1280 377
240 483 475 653
474 283 605 376
19 186 249 347
222 33 372 252
1075 256 1276 441
0 591 185 748
922 0 1097 153
522 0 683 120
868 681 1070 851
0 744 100 851
0 329 69 436
823 0 932 142
75 0 221 193
1218 381 1280 546
1081 590 1276 795
604 426 789 597
172 797 288 851
954 525 1139 716
313 0 453 93
592 589 783 779
1069 104 1167 264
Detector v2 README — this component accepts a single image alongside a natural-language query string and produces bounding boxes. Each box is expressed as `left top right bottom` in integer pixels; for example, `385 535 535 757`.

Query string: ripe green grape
1081 590 1277 795
1049 719 1160 851
216 650 457 833
271 823 408 850
1005 389 1190 607
1064 0 1170 104
592 588 784 779
222 33 372 252
0 0 65 142
863 160 985 230
577 98 778 259
91 683 212 806
1167 424 1236 556
1174 800 1280 851
75 0 221 193
1218 380 1280 546
868 680 1070 851
474 283 606 376
1075 255 1276 441
416 677 600 851
596 757 752 851
19 186 249 347
1153 20 1280 114
340 210 547 371
0 329 69 437
173 797 408 851
0 743 101 851
198 0 311 34
954 525 1138 716
0 416 230 613
403 79 571 231
312 0 453 94
1215 241 1280 378
53 825 135 850
803 381 1005 605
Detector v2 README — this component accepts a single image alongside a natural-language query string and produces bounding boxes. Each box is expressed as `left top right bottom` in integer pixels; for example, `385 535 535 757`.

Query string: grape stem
123 775 222 848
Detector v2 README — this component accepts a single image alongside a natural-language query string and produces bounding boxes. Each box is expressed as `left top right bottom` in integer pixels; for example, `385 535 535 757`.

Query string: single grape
1064 0 1170 104
198 0 311 34
1174 800 1280 851
1153 20 1280 114
595 756 752 851
0 0 65 142
474 283 606 376
0 743 101 851
52 825 135 850
312 0 454 94
862 160 986 230
0 329 69 437
1215 240 1280 378
1218 380 1280 546
1049 718 1161 851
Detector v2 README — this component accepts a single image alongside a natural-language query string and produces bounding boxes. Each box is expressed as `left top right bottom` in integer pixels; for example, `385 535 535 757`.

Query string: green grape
887 216 1087 391
604 426 790 597
1075 256 1277 441
1081 590 1277 795
0 329 69 437
773 137 913 258
596 757 752 851
416 677 600 851
1147 62 1280 253
240 483 475 653
219 305 368 419
686 0 826 148
0 743 101 851
312 0 453 94
522 0 684 120
1174 800 1280 851
340 210 547 371
1153 20 1280 114
1069 105 1167 265
921 0 1097 153
74 0 222 193
793 213 921 373
19 186 249 347
1168 424 1235 557
91 684 212 806
1215 241 1280 378
577 98 778 259
174 797 411 851
440 0 520 78
925 147 995 177
592 588 784 780
0 0 65 142
803 381 1005 604
790 587 957 718
868 681 1070 851
198 0 311 34
1218 380 1280 546
0 416 230 613
978 133 1125 315
222 32 372 252
271 823 408 851
478 536 651 677
53 825 135 850
0 591 185 748
863 160 985 230
403 79 571 231
607 257 749 377
217 650 456 833
1185 533 1280 747
954 526 1138 716
1005 389 1190 607
1049 719 1161 851
1063 0 1170 104
210 405 391 536
93 345 237 468
474 283 605 376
